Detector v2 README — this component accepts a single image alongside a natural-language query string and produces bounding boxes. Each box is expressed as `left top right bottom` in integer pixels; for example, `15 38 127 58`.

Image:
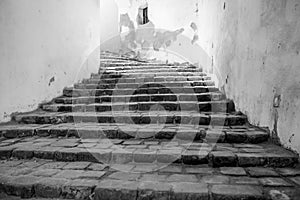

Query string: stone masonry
0 51 299 200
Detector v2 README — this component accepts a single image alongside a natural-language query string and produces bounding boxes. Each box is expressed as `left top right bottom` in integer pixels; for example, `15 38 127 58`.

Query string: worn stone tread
12 111 247 126
0 138 297 167
74 81 216 89
92 71 208 78
85 76 212 84
0 193 66 200
94 68 206 75
62 86 219 97
54 92 225 104
42 100 234 113
0 123 267 143
100 62 179 67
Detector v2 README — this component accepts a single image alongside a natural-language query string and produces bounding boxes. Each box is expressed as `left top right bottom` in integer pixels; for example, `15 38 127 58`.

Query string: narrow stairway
0 51 299 200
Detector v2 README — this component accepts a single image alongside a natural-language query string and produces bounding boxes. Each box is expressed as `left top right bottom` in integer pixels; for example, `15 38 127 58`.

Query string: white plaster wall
100 0 121 52
0 0 100 122
197 0 300 153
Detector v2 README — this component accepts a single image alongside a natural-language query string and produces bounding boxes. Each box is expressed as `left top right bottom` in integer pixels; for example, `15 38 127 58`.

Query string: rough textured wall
197 0 300 153
0 0 100 122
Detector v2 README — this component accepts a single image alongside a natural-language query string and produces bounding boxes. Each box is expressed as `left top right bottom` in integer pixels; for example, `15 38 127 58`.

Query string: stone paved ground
0 51 299 200
0 155 300 199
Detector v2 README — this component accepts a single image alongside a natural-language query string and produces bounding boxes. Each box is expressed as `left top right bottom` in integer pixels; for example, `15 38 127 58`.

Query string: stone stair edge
0 122 267 143
52 92 225 101
74 81 216 88
43 99 232 106
0 138 298 167
11 111 248 127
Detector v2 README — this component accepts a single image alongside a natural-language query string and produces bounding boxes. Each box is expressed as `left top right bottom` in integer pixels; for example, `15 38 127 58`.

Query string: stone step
101 54 139 58
97 58 162 61
54 93 225 104
75 81 216 90
13 111 247 126
100 57 145 62
99 60 196 67
94 71 207 78
1 158 300 200
0 123 268 143
0 193 67 200
84 76 212 84
0 138 297 167
100 57 163 62
118 67 201 72
42 101 235 113
100 62 142 66
100 56 140 60
100 57 144 61
99 62 176 67
102 65 198 71
95 71 208 78
97 68 205 74
63 86 219 97
101 64 201 69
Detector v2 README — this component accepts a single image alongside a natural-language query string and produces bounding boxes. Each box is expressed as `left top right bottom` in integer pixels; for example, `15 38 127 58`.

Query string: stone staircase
0 51 299 200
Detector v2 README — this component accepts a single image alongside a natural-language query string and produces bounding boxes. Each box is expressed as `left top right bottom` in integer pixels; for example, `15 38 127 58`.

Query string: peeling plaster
195 3 199 15
190 22 199 44
48 76 55 86
120 13 135 31
272 106 281 145
2 112 9 121
120 13 137 50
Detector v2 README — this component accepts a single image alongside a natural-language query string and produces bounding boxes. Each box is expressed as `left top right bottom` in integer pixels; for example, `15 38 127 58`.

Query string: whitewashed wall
100 0 121 52
0 0 100 122
196 0 300 154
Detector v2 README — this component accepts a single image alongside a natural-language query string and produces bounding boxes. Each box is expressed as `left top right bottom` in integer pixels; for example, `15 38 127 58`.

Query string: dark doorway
142 7 149 24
